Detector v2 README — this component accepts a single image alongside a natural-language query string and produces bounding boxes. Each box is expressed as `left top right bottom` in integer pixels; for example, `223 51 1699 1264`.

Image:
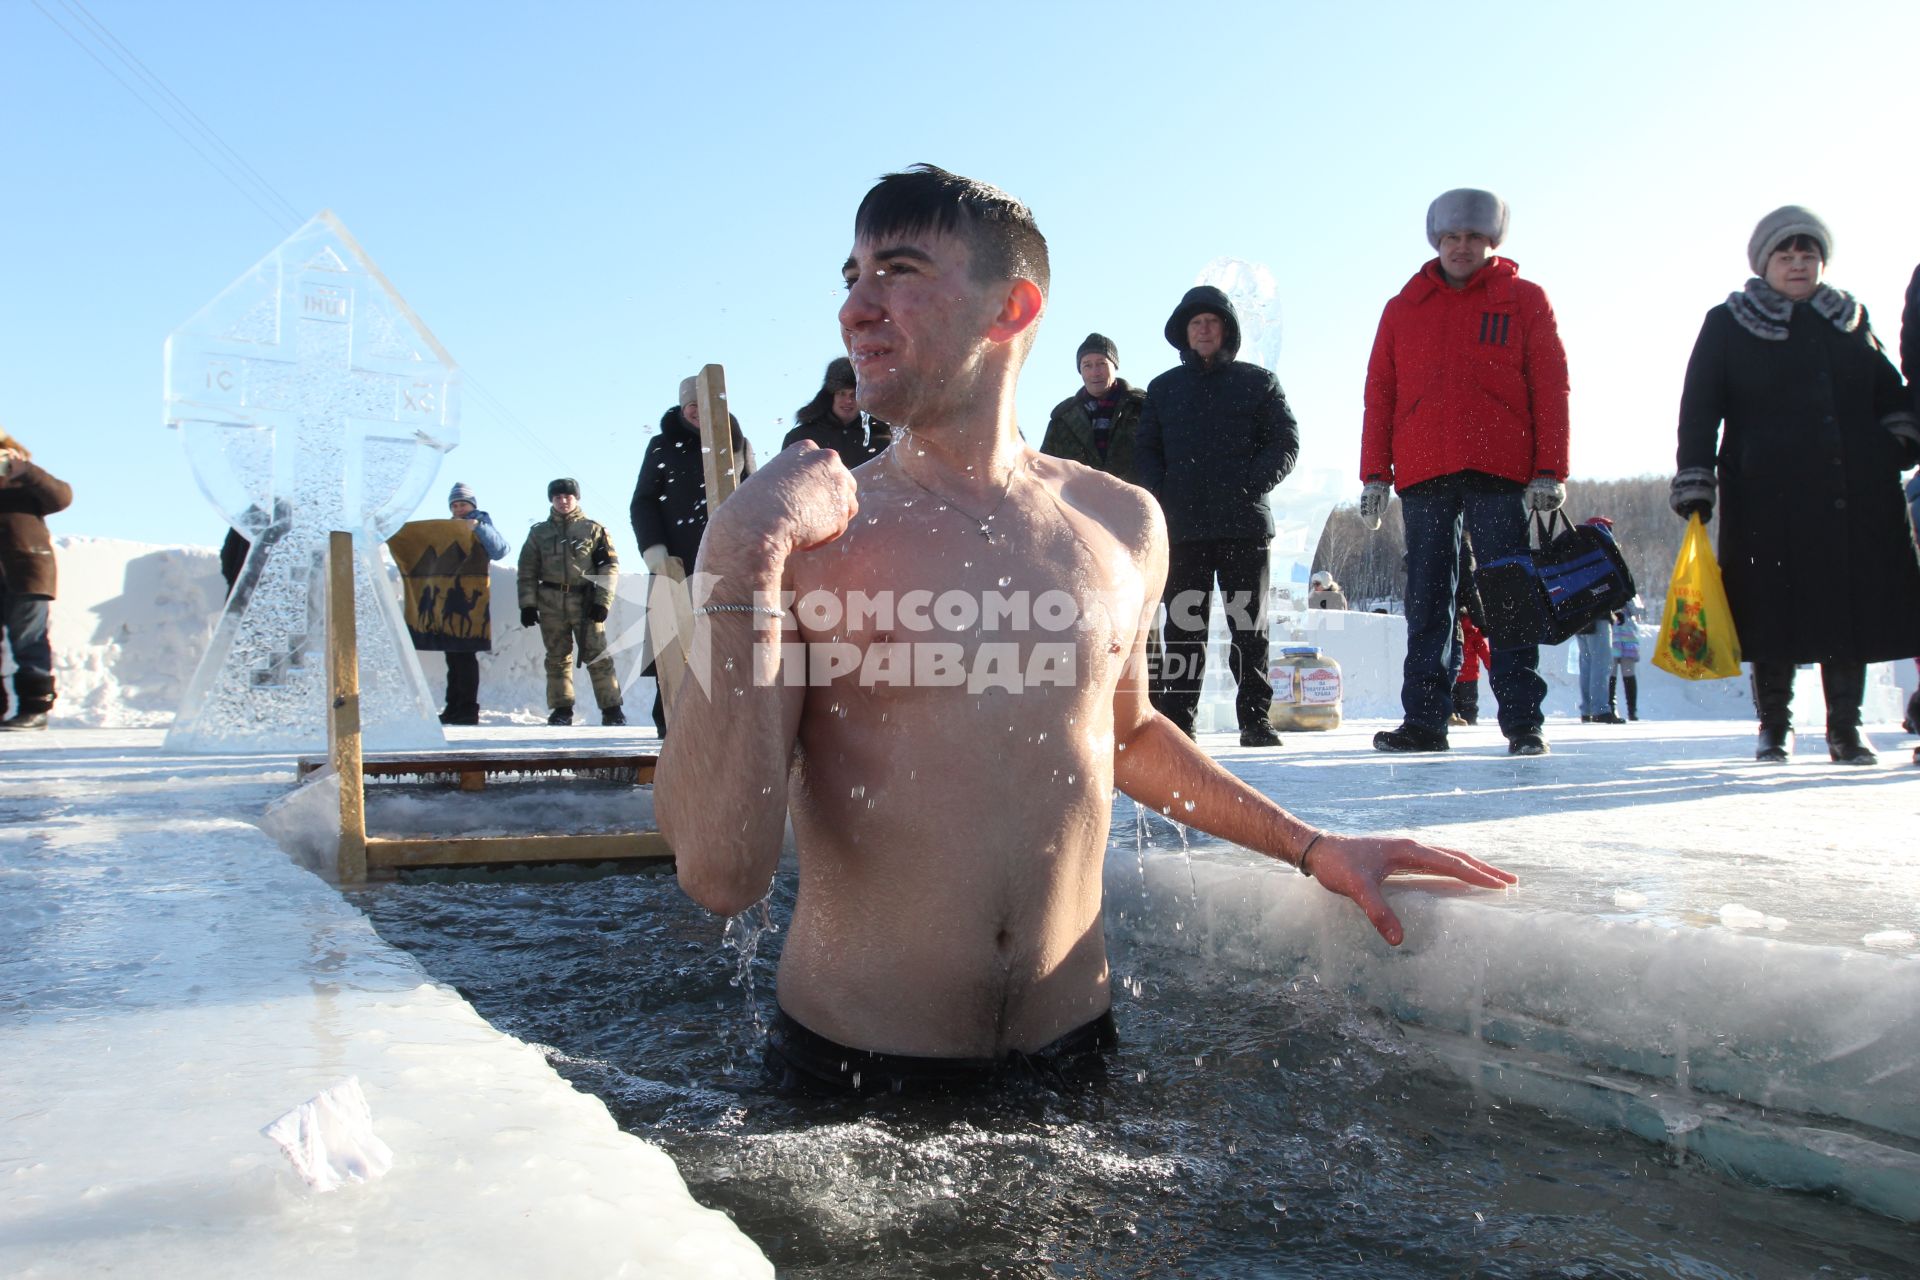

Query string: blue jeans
1 587 54 706
1576 625 1612 716
1399 474 1545 737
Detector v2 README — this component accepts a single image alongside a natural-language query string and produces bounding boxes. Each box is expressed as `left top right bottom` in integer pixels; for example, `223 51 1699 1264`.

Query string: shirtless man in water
656 166 1515 1093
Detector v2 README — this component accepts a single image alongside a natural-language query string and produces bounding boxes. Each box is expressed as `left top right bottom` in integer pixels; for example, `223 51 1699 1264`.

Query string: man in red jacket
1358 189 1569 756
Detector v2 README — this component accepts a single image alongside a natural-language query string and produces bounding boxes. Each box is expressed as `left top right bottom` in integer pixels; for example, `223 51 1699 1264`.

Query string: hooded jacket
1134 286 1300 543
0 451 73 598
1360 257 1570 491
630 408 757 569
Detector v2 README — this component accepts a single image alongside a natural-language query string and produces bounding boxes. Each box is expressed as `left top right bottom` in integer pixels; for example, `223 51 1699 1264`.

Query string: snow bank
26 536 658 730
21 536 1909 732
0 738 768 1277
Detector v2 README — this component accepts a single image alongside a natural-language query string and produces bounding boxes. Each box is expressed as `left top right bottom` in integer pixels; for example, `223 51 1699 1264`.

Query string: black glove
521 606 539 628
1669 467 1715 522
588 602 609 623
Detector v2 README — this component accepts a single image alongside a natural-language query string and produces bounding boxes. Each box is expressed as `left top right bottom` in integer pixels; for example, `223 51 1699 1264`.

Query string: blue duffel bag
1475 512 1636 648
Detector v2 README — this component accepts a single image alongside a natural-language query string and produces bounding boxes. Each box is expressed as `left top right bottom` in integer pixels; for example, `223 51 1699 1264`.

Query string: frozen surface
0 731 769 1279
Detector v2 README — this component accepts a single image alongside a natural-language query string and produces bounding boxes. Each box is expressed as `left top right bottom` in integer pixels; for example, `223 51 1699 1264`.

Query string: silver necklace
894 455 1020 543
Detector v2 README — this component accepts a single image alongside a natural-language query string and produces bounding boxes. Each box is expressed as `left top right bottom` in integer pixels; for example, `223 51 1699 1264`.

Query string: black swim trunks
764 1007 1119 1097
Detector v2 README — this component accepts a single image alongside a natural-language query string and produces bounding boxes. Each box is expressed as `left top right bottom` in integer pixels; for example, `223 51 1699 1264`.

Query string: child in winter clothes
1451 608 1491 726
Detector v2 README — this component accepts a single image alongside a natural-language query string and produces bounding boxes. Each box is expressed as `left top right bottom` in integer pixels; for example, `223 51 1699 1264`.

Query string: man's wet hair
854 164 1050 297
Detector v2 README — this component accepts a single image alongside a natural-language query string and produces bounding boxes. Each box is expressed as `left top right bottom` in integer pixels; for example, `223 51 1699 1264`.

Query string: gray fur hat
1748 205 1831 275
1426 188 1509 249
447 481 477 508
678 375 699 408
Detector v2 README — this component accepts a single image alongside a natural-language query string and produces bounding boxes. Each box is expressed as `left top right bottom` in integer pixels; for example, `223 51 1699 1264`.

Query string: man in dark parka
1672 207 1920 764
1134 287 1299 746
631 375 757 735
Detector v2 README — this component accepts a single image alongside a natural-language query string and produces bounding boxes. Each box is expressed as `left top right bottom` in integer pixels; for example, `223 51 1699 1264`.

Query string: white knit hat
1747 205 1832 276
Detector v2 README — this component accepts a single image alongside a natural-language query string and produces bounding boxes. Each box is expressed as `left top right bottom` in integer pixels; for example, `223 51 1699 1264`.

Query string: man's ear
986 278 1045 345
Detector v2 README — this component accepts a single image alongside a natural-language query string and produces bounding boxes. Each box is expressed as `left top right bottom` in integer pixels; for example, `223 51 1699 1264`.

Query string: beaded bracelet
691 603 786 618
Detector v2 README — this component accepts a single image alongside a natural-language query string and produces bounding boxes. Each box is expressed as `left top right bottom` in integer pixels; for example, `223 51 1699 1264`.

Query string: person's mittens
521 606 539 628
1885 413 1920 469
1524 475 1566 513
588 602 609 623
1669 467 1716 521
1358 481 1392 531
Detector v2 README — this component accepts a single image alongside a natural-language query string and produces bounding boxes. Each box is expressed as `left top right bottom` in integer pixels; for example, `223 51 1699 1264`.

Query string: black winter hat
548 477 580 498
1075 333 1119 369
823 356 856 391
1163 285 1242 360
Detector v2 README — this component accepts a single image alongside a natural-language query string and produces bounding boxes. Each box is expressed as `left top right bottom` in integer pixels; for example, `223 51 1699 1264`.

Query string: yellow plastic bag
1653 515 1743 680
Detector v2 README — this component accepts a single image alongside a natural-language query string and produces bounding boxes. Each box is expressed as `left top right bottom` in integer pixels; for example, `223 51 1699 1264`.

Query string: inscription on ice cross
164 210 460 753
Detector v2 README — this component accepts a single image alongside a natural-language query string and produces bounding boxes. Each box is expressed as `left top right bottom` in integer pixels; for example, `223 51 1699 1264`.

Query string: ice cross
165 211 457 753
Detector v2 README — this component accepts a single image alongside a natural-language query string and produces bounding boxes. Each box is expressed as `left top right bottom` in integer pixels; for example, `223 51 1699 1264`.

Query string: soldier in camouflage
517 477 625 726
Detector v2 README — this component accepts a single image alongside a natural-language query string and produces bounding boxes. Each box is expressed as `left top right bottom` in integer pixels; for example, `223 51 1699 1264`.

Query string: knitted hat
678 375 699 408
1747 205 1831 275
548 477 579 498
447 481 477 508
1426 188 1509 249
1076 333 1119 369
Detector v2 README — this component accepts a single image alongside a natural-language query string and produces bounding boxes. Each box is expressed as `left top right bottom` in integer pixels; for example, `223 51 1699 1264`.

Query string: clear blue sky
3 0 1914 564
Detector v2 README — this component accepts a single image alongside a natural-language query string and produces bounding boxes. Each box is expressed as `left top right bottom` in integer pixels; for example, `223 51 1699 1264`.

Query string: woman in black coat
1671 206 1920 765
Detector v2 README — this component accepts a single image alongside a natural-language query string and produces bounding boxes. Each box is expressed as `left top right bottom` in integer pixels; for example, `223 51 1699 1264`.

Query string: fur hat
822 356 855 391
1748 205 1832 276
1075 333 1119 369
1426 188 1509 249
678 375 699 408
548 477 580 498
447 481 477 508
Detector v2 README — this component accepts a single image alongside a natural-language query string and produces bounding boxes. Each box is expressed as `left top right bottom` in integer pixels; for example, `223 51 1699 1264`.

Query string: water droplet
850 784 866 799
1183 800 1195 812
997 576 1012 588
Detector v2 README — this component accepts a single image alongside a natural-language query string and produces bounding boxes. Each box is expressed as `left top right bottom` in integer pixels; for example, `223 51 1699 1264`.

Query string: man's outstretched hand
1303 833 1516 946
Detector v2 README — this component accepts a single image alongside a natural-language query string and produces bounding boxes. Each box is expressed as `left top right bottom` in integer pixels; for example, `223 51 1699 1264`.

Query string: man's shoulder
1048 393 1083 421
1030 454 1157 538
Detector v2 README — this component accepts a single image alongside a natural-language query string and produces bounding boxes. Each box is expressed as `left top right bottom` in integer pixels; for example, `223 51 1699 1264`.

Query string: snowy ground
0 728 770 1279
4 713 1917 1275
6 538 1919 1271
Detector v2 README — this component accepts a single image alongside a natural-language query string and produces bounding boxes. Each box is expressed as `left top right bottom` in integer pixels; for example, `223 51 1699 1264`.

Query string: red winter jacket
1360 258 1569 491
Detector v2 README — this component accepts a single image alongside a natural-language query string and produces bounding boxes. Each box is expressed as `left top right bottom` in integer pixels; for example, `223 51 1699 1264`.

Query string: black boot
1374 722 1448 752
1903 686 1920 735
1608 673 1617 718
0 673 53 731
601 705 627 727
547 705 574 726
1624 673 1639 720
1750 661 1795 763
1821 663 1877 765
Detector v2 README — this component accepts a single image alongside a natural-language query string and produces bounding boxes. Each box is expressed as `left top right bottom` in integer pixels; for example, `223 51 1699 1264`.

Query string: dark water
352 850 1912 1279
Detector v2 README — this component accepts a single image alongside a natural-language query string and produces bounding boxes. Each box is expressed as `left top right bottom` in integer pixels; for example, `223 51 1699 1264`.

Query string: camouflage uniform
517 508 621 712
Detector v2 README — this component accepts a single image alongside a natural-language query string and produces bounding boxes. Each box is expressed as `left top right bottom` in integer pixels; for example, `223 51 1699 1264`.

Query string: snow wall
21 537 1914 731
